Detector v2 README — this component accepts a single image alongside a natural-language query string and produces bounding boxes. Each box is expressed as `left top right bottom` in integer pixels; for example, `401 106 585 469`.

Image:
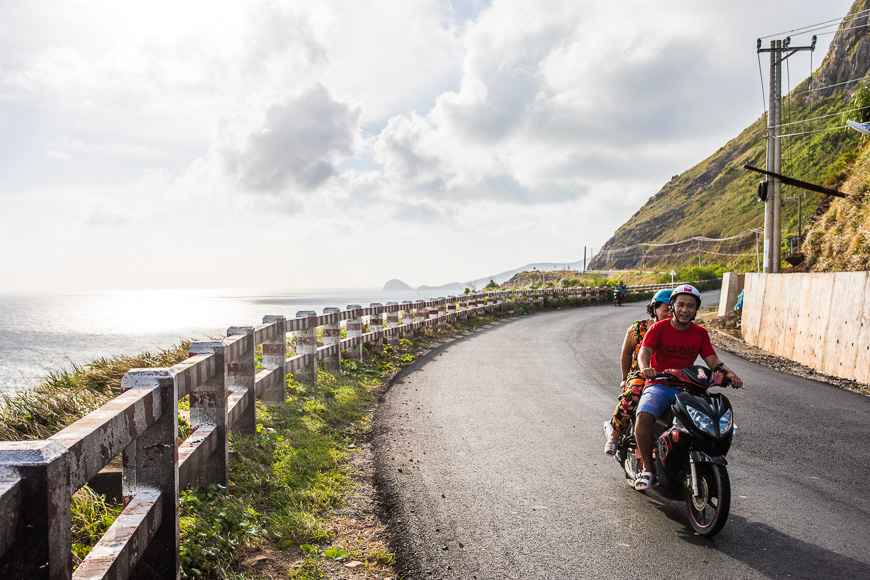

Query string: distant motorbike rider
633 284 742 490
614 281 627 305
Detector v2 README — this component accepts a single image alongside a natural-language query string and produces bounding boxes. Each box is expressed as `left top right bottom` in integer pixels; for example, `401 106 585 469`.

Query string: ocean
0 288 448 392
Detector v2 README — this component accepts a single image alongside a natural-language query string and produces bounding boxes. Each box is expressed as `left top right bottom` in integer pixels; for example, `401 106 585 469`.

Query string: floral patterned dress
609 319 653 431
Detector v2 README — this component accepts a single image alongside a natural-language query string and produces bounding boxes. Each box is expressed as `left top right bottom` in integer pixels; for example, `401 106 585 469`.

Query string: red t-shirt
640 319 716 372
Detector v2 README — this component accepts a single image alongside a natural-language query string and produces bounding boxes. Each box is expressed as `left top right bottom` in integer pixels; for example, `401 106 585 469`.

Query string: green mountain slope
589 0 870 272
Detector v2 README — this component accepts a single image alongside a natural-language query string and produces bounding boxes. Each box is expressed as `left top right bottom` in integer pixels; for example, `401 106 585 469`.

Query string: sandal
602 422 618 456
635 471 654 491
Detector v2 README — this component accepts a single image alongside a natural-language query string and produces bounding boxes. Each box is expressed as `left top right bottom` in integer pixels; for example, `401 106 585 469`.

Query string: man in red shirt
632 284 742 491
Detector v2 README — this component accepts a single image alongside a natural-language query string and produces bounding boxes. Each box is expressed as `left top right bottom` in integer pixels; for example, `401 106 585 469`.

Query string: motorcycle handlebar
650 372 743 390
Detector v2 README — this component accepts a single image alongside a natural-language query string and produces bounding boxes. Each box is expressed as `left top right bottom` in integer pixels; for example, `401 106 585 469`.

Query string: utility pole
757 35 815 273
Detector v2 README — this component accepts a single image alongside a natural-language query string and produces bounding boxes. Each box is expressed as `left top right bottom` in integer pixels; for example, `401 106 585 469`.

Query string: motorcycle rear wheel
686 463 730 536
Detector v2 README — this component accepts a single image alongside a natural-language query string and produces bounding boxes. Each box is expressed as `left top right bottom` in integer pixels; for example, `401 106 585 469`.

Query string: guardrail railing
0 282 703 579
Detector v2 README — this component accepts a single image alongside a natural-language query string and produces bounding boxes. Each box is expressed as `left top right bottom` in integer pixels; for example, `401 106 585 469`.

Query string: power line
759 7 870 40
700 249 755 257
774 105 870 128
809 21 870 38
757 53 767 113
640 231 755 247
776 124 847 139
794 74 870 95
603 230 756 256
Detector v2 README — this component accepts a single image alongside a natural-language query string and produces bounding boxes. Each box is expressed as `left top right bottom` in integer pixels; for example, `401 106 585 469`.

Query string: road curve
373 294 870 579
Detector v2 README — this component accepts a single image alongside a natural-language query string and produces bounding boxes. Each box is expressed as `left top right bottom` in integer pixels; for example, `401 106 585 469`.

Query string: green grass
177 317 504 578
70 486 124 564
1 308 516 577
0 343 191 441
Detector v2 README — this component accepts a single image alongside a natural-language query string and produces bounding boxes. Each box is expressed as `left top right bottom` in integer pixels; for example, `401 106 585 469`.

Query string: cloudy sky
0 0 855 291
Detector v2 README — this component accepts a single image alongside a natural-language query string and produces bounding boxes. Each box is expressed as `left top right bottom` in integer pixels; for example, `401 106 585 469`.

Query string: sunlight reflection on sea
0 288 447 391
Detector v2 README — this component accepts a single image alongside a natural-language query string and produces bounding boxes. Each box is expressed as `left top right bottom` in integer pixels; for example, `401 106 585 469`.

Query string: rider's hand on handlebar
725 370 743 389
640 367 657 380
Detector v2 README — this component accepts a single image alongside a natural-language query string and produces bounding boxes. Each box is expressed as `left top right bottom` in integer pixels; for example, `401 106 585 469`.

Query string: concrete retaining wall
742 272 870 384
718 272 745 317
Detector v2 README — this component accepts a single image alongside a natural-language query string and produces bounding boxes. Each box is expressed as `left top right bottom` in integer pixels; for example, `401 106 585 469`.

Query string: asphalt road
372 292 870 579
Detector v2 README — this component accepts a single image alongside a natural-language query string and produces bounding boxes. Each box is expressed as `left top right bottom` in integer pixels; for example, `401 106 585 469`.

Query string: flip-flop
635 471 654 491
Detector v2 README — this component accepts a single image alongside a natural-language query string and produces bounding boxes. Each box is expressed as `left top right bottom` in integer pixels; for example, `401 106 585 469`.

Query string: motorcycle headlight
686 406 717 437
719 408 733 435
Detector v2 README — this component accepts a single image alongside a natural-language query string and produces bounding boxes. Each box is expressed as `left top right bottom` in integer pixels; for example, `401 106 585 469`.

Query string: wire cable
758 7 870 40
757 52 767 114
813 22 870 37
761 8 870 41
793 74 870 95
776 124 847 139
700 249 755 256
774 105 870 128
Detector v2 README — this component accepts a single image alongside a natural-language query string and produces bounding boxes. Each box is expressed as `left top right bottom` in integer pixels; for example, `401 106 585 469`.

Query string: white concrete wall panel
743 272 868 384
768 275 780 352
791 274 815 365
741 273 764 346
832 272 868 380
854 273 870 384
812 274 837 371
767 274 788 355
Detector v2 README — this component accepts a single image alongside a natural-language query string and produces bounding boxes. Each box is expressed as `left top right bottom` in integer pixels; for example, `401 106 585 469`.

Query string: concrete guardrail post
226 326 256 436
439 298 448 327
400 301 413 339
386 302 399 346
427 301 438 329
295 311 318 385
187 341 229 488
370 303 384 350
414 300 426 335
0 440 71 578
323 307 341 373
346 305 363 362
459 296 468 322
262 315 287 407
119 369 180 578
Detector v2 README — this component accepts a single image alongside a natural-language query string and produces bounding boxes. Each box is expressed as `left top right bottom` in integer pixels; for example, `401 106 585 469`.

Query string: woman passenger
604 289 672 455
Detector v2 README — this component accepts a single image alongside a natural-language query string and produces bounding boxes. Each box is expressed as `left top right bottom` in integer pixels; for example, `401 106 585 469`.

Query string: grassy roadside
0 305 526 578
501 266 724 293
1 296 599 578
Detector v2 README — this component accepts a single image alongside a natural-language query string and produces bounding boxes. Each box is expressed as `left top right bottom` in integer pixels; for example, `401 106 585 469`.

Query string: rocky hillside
589 0 870 272
803 137 870 271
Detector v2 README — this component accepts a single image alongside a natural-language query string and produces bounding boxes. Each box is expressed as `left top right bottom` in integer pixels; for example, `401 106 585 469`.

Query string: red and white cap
670 284 701 307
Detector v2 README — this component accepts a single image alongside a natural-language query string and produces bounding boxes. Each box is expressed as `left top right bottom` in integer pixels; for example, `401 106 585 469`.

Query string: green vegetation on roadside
501 266 724 292
1 304 559 578
0 345 191 441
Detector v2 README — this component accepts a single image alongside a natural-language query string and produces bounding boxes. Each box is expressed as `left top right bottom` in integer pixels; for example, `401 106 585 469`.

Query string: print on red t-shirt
640 319 716 372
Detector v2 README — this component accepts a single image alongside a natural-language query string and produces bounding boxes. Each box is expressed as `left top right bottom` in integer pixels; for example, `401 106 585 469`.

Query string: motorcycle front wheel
686 463 730 536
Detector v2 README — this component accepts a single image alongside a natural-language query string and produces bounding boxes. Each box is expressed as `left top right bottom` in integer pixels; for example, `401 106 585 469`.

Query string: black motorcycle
613 290 624 306
613 365 737 536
